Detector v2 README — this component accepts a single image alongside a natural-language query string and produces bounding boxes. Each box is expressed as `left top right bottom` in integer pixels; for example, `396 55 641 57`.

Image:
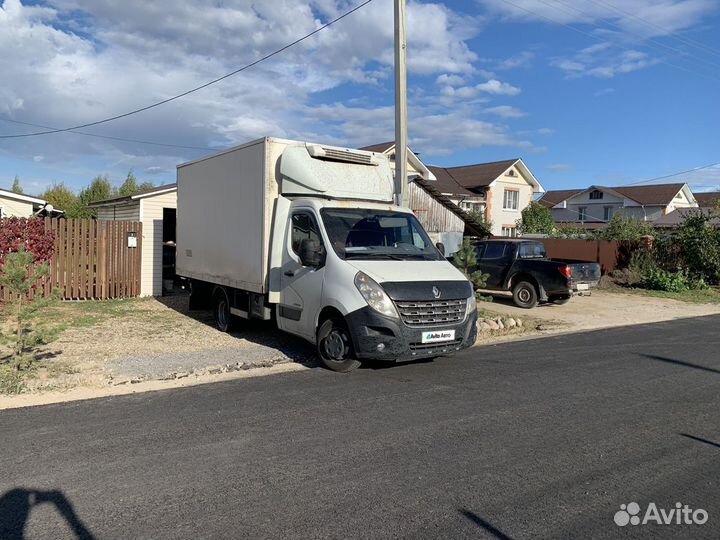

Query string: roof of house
538 189 583 208
360 142 395 154
0 188 48 206
427 167 476 197
89 183 177 207
694 191 720 207
539 183 689 207
655 207 720 228
413 178 488 236
440 159 520 189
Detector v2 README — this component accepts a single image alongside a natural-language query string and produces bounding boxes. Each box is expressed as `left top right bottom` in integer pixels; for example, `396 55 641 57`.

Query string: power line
0 117 211 150
0 0 374 140
623 161 720 186
495 0 720 84
585 0 720 59
545 0 720 73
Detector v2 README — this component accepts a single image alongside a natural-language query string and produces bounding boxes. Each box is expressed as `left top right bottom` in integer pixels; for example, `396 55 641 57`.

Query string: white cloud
0 0 495 188
475 79 521 95
496 51 534 70
435 73 465 86
546 163 574 172
477 0 715 37
484 105 526 118
552 45 660 78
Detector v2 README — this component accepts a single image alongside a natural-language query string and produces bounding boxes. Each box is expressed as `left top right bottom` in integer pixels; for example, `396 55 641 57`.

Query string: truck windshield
320 208 443 261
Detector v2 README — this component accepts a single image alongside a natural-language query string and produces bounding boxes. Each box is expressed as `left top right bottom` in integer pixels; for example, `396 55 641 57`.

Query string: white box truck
177 137 477 371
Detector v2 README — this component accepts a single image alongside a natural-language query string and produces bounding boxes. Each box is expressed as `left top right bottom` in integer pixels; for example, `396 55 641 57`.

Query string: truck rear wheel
213 287 234 332
512 281 538 309
316 317 361 373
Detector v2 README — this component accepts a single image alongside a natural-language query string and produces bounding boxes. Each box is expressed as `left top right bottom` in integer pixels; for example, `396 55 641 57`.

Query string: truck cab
177 138 477 372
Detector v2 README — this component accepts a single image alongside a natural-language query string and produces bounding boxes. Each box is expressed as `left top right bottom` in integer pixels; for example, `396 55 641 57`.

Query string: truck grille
395 299 467 327
409 339 463 352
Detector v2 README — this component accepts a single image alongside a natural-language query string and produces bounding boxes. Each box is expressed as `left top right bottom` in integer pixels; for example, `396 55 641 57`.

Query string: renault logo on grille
432 286 441 299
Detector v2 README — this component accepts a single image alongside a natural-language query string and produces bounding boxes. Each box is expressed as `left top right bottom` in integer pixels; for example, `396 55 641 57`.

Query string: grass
601 285 720 304
0 297 149 394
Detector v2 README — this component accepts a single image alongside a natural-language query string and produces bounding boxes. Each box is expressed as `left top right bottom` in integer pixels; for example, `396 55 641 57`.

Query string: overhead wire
495 0 720 83
0 0 374 140
0 117 212 151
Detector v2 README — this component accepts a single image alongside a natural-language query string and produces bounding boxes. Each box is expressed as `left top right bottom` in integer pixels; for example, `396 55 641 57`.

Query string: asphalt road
1 316 719 540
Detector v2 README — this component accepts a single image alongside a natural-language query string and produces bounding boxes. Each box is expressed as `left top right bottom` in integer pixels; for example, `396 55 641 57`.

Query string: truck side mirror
299 239 325 267
435 242 445 256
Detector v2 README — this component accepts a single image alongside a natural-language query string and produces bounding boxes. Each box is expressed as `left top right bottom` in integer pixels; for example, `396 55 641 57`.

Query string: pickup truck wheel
512 281 538 309
317 317 361 373
213 288 234 332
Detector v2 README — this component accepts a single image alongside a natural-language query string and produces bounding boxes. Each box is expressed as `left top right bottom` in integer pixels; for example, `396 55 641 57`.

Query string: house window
589 190 603 200
604 206 614 221
506 169 516 177
501 226 516 237
578 206 588 221
503 189 519 210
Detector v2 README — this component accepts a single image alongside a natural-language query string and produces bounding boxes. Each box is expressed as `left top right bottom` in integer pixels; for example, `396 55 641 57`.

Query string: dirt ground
479 290 720 331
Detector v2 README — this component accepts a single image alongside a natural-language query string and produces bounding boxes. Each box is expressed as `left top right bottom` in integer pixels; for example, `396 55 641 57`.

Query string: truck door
477 242 512 289
278 210 326 340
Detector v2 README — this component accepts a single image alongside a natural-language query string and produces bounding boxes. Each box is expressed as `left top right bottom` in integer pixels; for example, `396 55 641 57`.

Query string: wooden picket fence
0 218 142 301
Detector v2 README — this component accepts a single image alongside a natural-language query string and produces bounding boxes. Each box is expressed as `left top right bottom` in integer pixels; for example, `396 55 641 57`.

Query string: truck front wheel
316 317 361 373
512 281 539 309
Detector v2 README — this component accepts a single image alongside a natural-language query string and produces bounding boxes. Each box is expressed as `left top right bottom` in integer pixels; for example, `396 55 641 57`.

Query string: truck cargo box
176 137 394 294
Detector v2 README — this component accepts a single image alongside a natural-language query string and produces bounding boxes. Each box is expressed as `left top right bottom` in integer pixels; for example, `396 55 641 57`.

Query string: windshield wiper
345 252 406 260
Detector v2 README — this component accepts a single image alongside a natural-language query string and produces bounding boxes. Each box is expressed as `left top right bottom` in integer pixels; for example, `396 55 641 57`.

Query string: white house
426 158 545 237
539 183 698 229
90 184 177 297
0 188 62 218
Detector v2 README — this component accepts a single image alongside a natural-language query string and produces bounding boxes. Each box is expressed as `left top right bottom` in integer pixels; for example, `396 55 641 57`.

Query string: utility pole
394 0 408 207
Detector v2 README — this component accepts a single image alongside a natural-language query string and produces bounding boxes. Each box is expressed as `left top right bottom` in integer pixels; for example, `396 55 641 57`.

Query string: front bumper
345 305 478 361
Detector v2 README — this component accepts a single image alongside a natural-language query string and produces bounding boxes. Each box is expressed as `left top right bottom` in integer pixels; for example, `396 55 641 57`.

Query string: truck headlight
466 292 477 318
354 272 398 318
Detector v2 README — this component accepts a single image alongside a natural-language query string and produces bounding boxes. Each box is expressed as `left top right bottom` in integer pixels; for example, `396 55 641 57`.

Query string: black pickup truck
473 239 601 308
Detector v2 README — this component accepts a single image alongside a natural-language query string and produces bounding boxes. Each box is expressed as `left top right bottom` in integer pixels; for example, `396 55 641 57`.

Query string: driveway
481 289 720 332
1 315 718 539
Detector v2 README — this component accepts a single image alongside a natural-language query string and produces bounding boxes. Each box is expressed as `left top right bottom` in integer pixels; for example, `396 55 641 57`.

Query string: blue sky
1 0 719 196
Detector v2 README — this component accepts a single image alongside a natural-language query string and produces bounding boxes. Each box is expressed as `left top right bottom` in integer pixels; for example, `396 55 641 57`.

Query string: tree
598 214 654 241
451 238 488 290
517 201 554 235
0 249 56 372
41 183 78 215
11 175 23 194
117 171 139 197
466 210 493 238
118 171 154 196
76 175 115 218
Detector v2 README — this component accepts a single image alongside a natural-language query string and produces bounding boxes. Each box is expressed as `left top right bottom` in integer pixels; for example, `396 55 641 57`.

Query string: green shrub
641 268 690 292
452 238 489 290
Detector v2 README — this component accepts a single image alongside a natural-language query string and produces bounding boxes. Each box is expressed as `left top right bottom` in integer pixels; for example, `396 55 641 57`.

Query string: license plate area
576 283 589 291
421 330 456 344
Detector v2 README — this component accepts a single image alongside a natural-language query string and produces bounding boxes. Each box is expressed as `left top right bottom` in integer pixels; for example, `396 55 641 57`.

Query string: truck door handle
284 270 296 277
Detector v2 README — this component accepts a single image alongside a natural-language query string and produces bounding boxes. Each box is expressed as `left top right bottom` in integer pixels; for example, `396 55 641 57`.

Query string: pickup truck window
480 243 507 260
518 242 547 259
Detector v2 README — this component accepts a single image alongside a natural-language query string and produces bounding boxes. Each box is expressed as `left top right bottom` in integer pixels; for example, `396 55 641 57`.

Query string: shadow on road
680 433 720 449
459 508 515 540
640 354 720 375
0 488 96 540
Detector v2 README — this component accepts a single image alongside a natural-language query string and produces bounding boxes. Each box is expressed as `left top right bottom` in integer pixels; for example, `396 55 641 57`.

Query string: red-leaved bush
0 218 56 266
